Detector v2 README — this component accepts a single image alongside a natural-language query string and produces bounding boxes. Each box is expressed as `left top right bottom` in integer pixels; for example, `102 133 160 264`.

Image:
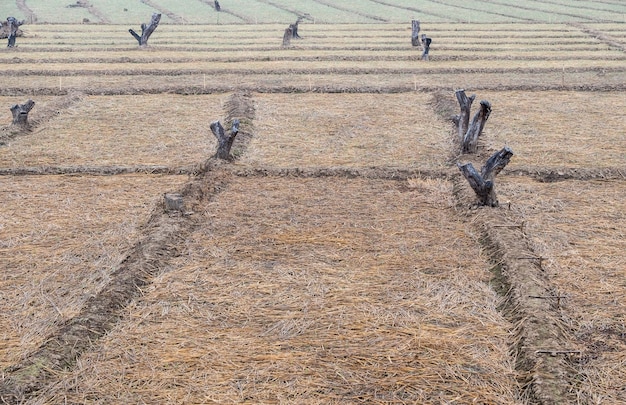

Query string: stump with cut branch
289 16 305 39
453 89 492 153
10 99 35 127
421 34 431 60
458 146 513 207
210 119 240 160
462 100 491 154
6 17 24 48
411 20 420 47
129 13 161 46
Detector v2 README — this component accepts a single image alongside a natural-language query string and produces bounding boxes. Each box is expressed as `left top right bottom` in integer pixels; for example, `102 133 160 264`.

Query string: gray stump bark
10 99 35 127
210 119 240 160
458 146 513 207
129 13 161 46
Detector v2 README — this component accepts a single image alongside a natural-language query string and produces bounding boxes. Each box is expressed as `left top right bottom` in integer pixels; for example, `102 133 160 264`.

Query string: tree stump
282 27 293 46
421 34 432 60
6 17 24 48
129 13 161 46
10 99 35 127
458 146 513 207
411 20 420 47
290 16 304 39
462 100 491 154
164 193 184 213
214 0 221 11
453 89 476 141
210 119 240 160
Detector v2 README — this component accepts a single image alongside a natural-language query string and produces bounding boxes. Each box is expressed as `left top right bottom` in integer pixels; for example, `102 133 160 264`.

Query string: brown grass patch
34 176 521 404
0 174 189 369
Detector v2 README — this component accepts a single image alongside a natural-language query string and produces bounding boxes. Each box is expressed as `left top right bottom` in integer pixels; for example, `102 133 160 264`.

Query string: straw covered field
1 1 625 404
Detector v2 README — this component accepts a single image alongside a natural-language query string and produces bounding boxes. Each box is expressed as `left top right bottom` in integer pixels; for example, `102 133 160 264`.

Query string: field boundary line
569 22 626 51
0 165 195 176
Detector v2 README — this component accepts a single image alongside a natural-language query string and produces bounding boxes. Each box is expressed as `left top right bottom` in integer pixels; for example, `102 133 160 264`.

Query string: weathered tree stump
214 0 221 11
10 99 35 127
411 20 420 47
129 13 161 46
282 27 293 46
290 16 304 39
6 17 24 48
164 193 184 213
210 119 240 160
458 146 513 207
421 34 432 60
462 100 491 154
453 89 476 141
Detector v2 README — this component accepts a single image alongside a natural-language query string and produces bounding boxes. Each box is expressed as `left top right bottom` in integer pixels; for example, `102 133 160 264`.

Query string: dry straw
36 176 521 404
498 177 626 403
479 91 626 169
240 93 453 171
0 174 189 369
0 94 223 169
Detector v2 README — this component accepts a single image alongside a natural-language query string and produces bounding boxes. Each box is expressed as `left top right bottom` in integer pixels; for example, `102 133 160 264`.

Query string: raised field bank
0 1 625 403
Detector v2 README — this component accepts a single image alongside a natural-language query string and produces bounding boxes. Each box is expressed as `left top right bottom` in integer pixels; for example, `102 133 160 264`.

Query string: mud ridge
0 165 194 176
229 166 448 182
507 167 626 182
0 92 256 404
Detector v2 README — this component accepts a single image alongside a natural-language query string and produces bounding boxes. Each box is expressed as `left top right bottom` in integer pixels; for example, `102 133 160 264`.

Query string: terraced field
1 2 625 404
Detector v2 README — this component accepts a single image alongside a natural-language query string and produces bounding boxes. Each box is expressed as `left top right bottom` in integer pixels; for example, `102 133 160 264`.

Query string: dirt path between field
310 0 388 22
71 1 111 24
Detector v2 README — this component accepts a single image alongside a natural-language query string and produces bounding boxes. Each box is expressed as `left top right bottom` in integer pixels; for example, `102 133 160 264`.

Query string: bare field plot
480 91 626 169
0 174 189 369
241 93 452 170
498 177 626 403
0 94 224 169
35 176 521 404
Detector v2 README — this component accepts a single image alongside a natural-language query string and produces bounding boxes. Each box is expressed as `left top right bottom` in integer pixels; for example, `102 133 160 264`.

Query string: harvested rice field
32 177 521 404
0 174 189 369
1 1 625 403
241 93 453 171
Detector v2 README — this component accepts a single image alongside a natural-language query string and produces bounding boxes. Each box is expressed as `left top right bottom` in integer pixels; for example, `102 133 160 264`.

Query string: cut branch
458 146 513 207
210 119 240 160
462 100 491 154
129 13 161 46
10 99 35 127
